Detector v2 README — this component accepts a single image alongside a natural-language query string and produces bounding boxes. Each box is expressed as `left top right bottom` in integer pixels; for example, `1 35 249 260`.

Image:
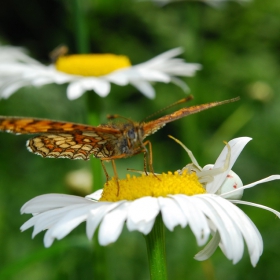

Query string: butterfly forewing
0 117 120 134
0 117 124 160
142 98 239 138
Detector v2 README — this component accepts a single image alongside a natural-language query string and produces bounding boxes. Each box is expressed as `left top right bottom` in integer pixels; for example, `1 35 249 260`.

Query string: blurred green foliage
0 0 280 279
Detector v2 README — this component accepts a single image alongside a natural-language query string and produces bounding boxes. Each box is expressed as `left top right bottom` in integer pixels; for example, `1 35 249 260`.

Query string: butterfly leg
143 151 148 175
144 140 154 174
143 141 160 180
101 160 110 183
142 141 151 174
101 160 120 196
111 160 120 196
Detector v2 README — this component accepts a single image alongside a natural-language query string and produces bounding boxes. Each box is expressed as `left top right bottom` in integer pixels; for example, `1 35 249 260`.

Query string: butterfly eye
127 128 136 140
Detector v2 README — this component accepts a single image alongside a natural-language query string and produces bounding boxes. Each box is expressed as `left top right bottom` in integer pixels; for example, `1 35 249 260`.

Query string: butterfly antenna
142 95 194 122
107 114 134 124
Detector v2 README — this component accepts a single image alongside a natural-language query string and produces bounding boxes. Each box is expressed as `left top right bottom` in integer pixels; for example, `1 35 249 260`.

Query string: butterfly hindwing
27 132 123 160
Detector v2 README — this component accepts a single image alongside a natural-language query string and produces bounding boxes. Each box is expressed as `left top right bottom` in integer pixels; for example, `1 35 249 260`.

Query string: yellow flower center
99 171 205 202
55 54 131 77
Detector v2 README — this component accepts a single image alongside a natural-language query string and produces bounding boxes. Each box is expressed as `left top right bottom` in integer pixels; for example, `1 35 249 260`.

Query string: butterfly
0 95 239 188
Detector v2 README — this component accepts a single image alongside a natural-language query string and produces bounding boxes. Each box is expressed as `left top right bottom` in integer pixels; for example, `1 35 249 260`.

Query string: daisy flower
145 0 251 7
0 45 201 100
20 137 280 267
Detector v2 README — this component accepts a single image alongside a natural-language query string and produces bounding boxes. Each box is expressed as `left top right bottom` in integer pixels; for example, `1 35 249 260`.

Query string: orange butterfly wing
0 117 124 160
142 98 240 138
0 117 120 134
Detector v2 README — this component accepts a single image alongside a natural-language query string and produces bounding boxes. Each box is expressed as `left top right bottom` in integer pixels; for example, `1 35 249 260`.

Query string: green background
0 0 280 279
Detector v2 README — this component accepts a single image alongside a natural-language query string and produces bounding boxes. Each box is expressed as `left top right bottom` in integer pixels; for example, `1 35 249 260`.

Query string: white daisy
20 137 280 266
0 45 201 100
144 0 251 7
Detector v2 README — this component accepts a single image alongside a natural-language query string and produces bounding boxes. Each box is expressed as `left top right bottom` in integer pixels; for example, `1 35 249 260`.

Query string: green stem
144 215 167 280
86 89 106 280
71 0 90 53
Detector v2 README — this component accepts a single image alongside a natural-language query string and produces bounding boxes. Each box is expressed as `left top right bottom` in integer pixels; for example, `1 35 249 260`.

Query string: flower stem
144 215 168 280
87 92 106 280
71 0 90 53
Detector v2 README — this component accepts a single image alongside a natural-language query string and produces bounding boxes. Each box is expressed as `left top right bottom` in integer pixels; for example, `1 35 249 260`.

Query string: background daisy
0 46 201 100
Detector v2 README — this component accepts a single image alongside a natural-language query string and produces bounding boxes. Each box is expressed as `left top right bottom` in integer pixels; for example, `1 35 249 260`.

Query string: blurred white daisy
20 137 280 266
144 0 251 7
0 45 201 100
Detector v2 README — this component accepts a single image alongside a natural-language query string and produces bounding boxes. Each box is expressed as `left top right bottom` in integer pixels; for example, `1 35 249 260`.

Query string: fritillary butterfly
0 96 239 183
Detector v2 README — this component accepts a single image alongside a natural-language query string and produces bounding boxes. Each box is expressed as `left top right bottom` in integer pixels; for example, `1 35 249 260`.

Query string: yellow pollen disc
55 54 131 77
99 171 205 202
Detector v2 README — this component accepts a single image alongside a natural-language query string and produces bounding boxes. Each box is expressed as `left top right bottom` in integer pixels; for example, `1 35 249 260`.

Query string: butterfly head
115 123 145 156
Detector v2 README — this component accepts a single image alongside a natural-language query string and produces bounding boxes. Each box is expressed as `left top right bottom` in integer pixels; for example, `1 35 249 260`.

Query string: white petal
166 63 202 76
130 80 155 99
206 137 252 194
21 215 43 233
47 205 93 238
31 76 57 86
31 204 91 237
170 77 189 92
171 195 210 246
158 197 187 230
231 200 280 219
221 175 280 199
81 78 111 97
86 189 103 201
194 231 221 261
43 228 56 247
126 197 160 234
98 203 128 245
194 195 242 261
86 201 125 239
220 200 263 266
141 48 184 67
42 204 94 247
0 80 31 98
242 175 280 190
28 205 83 235
67 79 111 99
196 195 263 266
132 67 171 82
21 194 91 214
104 68 131 85
0 46 41 64
44 66 73 83
67 82 85 100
